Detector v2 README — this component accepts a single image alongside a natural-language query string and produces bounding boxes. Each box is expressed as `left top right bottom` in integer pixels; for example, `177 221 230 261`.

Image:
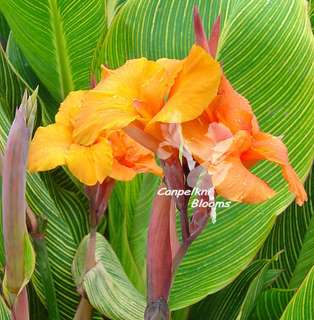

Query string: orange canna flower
28 91 161 185
180 8 307 206
182 75 307 205
72 45 221 146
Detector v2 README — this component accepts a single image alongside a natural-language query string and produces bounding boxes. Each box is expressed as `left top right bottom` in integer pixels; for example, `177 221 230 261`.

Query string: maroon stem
145 185 172 320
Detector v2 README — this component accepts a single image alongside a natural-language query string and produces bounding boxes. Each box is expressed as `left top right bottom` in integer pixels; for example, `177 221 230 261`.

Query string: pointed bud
2 106 29 299
208 16 221 58
193 6 210 52
20 89 38 138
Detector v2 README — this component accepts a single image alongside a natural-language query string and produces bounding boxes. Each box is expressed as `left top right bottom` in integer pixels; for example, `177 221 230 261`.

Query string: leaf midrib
48 0 73 99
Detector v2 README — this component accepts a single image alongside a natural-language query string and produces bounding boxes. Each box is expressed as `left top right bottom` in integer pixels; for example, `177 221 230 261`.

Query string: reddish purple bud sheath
2 107 29 294
193 6 210 53
85 178 115 228
208 16 221 58
193 6 221 58
11 288 29 320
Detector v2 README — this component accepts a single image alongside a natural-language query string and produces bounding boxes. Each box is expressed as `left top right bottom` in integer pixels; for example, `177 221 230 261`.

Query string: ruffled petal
242 132 307 205
55 91 85 128
132 155 163 177
65 138 112 186
110 159 137 181
211 157 276 204
208 75 256 133
73 93 138 145
282 165 308 206
28 124 72 172
109 130 162 179
96 58 153 96
150 45 221 123
182 116 216 163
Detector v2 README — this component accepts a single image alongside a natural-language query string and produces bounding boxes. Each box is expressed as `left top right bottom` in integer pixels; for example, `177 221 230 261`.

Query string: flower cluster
28 41 307 205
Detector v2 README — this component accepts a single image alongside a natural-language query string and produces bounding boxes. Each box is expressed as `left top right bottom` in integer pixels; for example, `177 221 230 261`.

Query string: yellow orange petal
55 91 85 128
242 132 307 205
150 45 221 123
96 58 161 99
28 124 72 172
133 155 163 177
182 117 215 163
209 75 256 134
110 159 137 181
101 64 114 80
282 165 308 206
212 157 276 204
65 138 112 186
73 93 138 145
109 130 162 178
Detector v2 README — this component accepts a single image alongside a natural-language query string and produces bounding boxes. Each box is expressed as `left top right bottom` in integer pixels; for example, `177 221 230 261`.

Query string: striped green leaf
189 260 282 320
6 33 39 90
189 261 268 320
0 13 9 48
257 169 314 289
0 0 107 101
97 0 314 310
280 266 314 319
72 233 146 320
236 258 279 320
253 289 295 320
5 33 59 123
0 296 10 319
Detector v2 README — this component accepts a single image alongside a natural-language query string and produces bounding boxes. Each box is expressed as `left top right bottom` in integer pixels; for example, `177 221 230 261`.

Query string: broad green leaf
72 233 146 320
309 0 314 29
280 266 314 320
189 261 267 320
0 46 27 121
190 260 281 320
28 283 49 320
108 174 160 293
32 235 60 320
0 0 107 101
5 33 59 123
41 172 89 246
0 13 9 48
252 289 294 320
101 0 314 310
0 296 10 320
257 169 314 289
171 308 190 320
236 257 280 320
6 33 39 89
289 171 314 288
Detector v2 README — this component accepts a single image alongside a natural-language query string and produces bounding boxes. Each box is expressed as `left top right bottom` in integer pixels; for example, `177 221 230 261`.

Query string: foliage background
0 0 313 319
